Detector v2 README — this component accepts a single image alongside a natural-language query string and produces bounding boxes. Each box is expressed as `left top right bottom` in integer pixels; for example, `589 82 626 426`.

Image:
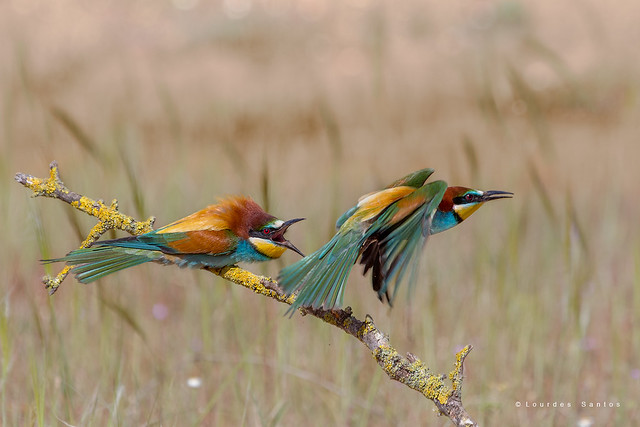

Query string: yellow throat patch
249 237 287 259
454 203 483 221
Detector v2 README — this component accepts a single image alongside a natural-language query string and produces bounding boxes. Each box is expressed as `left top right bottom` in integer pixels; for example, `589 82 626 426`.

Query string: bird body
278 168 512 312
46 196 304 283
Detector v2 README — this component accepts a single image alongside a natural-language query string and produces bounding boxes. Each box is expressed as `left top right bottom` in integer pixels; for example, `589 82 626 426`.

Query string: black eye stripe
249 227 276 238
455 193 479 204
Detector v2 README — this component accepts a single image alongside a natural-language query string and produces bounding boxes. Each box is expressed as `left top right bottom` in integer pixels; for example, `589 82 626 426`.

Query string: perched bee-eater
46 196 304 283
278 168 512 312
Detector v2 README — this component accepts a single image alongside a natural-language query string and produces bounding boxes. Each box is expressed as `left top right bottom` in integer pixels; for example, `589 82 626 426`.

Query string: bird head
248 217 305 259
430 187 513 234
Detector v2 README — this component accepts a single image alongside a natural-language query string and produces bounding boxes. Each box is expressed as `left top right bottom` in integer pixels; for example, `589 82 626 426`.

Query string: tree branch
15 161 156 294
15 161 478 426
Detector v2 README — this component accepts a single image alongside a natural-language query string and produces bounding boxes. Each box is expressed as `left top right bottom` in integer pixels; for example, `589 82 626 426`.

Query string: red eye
464 194 474 202
262 228 271 235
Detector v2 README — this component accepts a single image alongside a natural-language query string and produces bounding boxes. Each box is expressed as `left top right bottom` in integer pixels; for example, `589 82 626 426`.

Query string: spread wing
359 180 447 304
281 186 416 311
335 168 435 230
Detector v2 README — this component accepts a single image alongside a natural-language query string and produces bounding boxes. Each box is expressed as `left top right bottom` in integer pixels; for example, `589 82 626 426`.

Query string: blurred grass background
2 0 639 425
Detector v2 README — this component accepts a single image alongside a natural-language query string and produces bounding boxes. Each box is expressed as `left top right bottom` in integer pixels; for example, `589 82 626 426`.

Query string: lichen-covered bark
15 161 155 294
16 161 478 426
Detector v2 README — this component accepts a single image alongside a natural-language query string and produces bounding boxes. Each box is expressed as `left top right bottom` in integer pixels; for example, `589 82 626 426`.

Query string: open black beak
281 217 305 229
482 190 514 202
273 218 305 257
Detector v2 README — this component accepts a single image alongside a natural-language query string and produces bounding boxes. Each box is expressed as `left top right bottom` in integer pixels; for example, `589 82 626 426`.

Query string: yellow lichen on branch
19 162 65 197
15 161 477 426
450 345 472 395
15 161 155 294
205 266 293 304
374 343 449 404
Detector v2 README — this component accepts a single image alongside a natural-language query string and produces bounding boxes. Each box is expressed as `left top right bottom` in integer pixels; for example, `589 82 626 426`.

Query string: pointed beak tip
284 241 305 257
267 218 304 256
281 217 305 230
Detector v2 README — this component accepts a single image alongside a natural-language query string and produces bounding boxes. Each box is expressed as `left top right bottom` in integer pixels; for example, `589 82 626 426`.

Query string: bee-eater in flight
46 196 304 283
278 168 512 312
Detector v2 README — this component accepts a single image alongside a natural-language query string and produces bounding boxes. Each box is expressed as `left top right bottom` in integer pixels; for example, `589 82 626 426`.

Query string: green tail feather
73 254 149 283
45 246 160 284
279 231 362 313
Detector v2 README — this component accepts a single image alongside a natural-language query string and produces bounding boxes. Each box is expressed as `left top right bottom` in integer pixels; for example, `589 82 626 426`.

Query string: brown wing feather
166 230 234 254
157 196 275 239
358 189 433 305
388 194 428 225
158 206 229 234
356 187 415 222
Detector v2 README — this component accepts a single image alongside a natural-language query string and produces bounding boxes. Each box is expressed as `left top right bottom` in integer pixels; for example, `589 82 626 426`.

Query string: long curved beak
273 218 305 257
482 190 513 202
281 217 305 230
280 240 305 257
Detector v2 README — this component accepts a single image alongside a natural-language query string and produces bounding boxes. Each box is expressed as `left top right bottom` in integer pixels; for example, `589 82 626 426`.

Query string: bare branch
16 161 477 426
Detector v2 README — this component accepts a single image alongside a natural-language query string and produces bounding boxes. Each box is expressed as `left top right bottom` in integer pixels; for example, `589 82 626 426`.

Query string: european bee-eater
46 196 304 283
278 168 512 312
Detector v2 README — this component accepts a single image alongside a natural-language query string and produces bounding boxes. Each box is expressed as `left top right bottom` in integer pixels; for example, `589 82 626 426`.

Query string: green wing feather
280 177 447 313
97 232 187 252
369 180 447 303
385 168 434 189
335 168 434 230
335 206 358 230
